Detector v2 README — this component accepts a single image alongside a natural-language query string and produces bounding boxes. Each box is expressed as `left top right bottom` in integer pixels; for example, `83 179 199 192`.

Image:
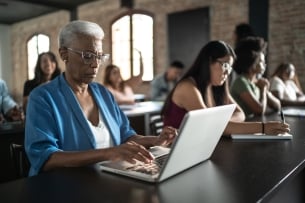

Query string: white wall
0 24 13 91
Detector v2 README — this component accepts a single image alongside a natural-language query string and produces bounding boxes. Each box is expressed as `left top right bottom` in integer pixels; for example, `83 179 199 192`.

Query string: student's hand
256 78 270 89
155 126 178 147
0 114 5 123
110 141 154 164
265 121 290 135
6 106 24 121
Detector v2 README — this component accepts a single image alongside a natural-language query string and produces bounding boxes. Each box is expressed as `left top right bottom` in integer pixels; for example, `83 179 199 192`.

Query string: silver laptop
99 104 236 182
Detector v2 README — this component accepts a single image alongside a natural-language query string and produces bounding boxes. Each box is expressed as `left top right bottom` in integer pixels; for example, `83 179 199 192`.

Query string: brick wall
8 0 305 102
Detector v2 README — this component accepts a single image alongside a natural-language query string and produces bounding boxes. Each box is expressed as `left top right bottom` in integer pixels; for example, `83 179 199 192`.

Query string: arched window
27 34 50 79
111 12 153 81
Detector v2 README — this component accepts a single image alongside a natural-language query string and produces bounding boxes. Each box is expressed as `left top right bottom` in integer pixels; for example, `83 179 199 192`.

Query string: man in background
150 60 184 101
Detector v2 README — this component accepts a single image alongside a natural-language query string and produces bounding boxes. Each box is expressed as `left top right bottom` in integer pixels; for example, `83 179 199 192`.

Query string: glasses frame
216 60 232 74
66 47 110 65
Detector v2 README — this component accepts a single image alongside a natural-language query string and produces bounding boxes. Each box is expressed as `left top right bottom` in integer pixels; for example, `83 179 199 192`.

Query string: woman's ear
59 48 68 62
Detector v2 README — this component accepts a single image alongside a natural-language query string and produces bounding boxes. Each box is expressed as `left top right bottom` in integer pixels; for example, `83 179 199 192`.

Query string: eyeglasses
216 60 232 74
66 47 110 65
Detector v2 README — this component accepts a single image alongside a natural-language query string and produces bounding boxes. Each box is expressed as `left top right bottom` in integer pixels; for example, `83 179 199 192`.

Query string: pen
280 109 285 123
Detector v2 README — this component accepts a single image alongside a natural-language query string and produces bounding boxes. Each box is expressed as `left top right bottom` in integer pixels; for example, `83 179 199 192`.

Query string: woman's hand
264 121 290 135
6 106 24 121
109 141 154 164
155 126 178 147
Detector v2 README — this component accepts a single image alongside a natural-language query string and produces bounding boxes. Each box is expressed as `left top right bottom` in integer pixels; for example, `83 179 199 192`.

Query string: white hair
58 20 104 48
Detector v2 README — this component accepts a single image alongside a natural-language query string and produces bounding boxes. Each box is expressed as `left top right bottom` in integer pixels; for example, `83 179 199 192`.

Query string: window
112 12 153 81
27 34 50 79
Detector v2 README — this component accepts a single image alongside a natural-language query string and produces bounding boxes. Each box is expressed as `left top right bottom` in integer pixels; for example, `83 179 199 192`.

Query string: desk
0 112 305 202
0 121 25 183
121 101 163 135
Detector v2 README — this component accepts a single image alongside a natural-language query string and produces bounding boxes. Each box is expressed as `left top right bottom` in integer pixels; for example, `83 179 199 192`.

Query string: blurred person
151 60 185 101
23 51 61 113
103 64 135 105
270 62 305 106
162 40 289 136
0 79 23 123
231 37 281 118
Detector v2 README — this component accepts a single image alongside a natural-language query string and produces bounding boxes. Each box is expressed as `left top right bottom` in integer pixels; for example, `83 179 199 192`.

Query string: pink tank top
163 100 188 129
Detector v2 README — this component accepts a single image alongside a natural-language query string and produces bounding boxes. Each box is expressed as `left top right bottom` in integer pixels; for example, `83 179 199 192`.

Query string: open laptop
99 104 236 183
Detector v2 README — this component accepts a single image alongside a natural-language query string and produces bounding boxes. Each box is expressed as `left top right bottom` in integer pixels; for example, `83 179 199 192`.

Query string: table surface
0 110 305 203
120 101 163 116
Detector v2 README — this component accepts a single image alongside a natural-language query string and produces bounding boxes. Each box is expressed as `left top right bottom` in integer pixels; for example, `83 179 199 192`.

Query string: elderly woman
25 20 176 176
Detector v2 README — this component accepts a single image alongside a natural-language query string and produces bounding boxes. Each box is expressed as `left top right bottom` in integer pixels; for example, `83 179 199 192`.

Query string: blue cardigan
25 74 136 176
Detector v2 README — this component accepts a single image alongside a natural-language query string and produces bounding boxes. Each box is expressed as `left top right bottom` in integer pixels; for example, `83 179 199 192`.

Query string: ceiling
0 0 99 25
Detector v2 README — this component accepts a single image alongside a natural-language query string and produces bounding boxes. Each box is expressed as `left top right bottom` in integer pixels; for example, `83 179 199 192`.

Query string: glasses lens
222 63 232 73
82 52 95 64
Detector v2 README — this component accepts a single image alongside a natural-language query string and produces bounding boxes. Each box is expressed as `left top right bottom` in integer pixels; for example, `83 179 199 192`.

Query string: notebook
231 133 293 140
99 104 236 182
281 108 305 117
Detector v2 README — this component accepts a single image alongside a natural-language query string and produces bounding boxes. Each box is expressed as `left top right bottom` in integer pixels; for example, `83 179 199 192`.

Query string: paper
231 133 293 140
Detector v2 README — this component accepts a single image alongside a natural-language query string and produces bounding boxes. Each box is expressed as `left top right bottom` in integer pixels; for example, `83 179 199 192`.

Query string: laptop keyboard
125 154 168 175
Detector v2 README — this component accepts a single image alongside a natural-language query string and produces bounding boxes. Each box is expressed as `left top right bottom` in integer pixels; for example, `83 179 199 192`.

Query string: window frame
110 10 154 81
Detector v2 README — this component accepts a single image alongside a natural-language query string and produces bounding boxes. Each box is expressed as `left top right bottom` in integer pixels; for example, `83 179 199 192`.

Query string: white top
88 111 113 149
270 76 299 101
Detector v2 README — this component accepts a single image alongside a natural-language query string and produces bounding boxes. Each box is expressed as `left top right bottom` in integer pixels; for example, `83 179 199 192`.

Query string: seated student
230 36 281 118
103 64 136 105
0 79 24 123
151 60 185 101
161 40 289 136
23 51 61 113
25 20 177 176
270 63 305 106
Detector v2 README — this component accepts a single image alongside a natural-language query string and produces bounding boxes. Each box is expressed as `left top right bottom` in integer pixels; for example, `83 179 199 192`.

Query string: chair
149 114 164 135
9 143 30 178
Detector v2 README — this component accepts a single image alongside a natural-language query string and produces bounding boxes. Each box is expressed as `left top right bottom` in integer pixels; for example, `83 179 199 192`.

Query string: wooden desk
0 112 305 202
0 121 25 183
121 101 163 135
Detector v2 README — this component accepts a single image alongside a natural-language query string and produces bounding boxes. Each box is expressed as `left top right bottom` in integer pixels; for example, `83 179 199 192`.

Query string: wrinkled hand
109 141 154 164
265 121 290 135
155 126 178 147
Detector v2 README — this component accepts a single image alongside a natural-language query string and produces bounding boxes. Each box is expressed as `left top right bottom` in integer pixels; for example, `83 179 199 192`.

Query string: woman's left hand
155 126 178 147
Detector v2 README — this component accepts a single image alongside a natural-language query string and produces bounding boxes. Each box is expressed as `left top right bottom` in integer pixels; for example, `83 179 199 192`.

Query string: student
23 51 61 113
103 64 135 105
0 79 23 122
25 20 177 176
230 23 256 86
151 60 185 101
231 36 281 118
161 40 289 136
270 62 305 106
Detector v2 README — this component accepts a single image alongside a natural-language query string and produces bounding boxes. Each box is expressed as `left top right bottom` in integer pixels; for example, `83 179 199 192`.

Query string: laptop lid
158 104 236 182
100 104 236 183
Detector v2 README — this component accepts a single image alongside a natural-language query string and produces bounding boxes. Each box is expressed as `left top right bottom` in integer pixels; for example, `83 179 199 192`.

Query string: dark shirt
23 79 40 97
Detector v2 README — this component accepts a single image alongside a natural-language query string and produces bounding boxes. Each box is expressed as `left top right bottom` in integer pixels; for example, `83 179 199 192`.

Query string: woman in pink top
162 40 290 136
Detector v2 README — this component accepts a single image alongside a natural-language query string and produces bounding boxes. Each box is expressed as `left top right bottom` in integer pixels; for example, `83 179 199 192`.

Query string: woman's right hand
108 141 154 164
264 121 290 135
